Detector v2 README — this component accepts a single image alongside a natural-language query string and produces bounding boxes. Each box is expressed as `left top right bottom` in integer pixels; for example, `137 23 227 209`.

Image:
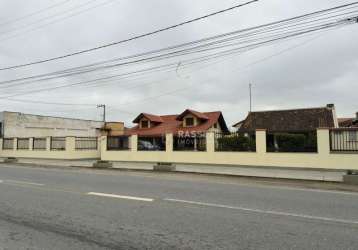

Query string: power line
0 0 72 27
0 0 259 71
1 3 357 109
0 0 119 43
1 4 357 89
1 17 354 97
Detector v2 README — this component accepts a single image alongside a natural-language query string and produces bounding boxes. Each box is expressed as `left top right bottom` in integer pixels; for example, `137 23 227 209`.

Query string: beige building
0 111 104 138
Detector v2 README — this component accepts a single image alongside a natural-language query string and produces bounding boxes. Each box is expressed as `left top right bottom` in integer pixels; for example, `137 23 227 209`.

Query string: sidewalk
0 157 347 182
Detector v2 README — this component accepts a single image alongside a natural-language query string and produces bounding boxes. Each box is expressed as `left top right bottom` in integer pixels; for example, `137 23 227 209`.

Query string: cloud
0 0 357 127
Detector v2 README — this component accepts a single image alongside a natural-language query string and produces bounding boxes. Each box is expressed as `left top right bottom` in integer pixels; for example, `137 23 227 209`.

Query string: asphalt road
0 164 357 250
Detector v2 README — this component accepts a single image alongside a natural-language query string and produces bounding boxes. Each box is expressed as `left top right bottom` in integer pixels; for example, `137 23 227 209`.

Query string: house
0 111 104 138
117 109 229 151
234 104 338 133
100 122 125 136
338 112 358 128
233 104 339 152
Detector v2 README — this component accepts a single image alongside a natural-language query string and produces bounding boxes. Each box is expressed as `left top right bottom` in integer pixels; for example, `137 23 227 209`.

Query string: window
141 120 149 128
213 123 218 129
349 131 357 141
185 117 194 127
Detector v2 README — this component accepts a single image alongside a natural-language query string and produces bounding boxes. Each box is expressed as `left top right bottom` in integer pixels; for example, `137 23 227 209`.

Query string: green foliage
275 134 305 152
216 134 256 152
272 132 317 152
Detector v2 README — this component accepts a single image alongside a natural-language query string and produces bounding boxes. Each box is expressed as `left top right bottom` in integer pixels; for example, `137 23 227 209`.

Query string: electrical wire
1 4 357 89
0 0 259 71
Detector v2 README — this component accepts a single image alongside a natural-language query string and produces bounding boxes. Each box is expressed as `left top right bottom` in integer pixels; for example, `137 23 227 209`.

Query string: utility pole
97 104 106 122
249 83 252 113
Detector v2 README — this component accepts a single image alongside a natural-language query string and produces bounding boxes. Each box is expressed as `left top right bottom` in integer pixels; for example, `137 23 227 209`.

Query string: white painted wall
0 111 104 138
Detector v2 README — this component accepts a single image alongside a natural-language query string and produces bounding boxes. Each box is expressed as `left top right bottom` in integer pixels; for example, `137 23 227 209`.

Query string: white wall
1 112 104 138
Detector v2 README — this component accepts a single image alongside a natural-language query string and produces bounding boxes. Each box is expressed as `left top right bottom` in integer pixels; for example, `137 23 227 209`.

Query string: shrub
275 133 305 152
216 134 255 151
272 132 317 152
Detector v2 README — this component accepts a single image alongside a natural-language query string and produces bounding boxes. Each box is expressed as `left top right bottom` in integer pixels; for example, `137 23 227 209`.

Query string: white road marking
4 179 44 186
165 198 358 225
87 192 154 202
2 164 357 197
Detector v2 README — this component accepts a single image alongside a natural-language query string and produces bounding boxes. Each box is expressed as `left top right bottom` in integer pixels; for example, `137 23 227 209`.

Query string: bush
275 134 305 152
272 132 317 152
217 134 256 152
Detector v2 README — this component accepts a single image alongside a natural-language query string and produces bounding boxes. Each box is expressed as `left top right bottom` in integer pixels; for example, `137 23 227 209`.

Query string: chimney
326 104 338 128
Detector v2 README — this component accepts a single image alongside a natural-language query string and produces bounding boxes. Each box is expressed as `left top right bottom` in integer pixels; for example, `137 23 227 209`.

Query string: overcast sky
0 0 357 127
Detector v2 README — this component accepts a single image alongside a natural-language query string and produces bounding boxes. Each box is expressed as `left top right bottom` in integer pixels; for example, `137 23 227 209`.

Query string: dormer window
185 117 194 127
141 120 149 128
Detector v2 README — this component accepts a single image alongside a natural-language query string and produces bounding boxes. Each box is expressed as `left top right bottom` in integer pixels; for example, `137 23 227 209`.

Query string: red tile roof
176 109 209 121
126 110 229 136
132 113 163 123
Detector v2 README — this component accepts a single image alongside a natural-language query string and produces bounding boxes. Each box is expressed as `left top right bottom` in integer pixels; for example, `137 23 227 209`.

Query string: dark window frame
141 120 149 128
185 117 194 127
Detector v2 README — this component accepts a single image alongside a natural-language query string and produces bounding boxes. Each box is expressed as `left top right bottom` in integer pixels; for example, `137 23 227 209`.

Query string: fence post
100 136 107 157
317 128 330 155
46 137 51 151
166 133 173 152
0 138 2 151
66 137 76 153
206 132 215 153
13 138 17 151
29 138 33 151
131 135 138 152
255 129 267 154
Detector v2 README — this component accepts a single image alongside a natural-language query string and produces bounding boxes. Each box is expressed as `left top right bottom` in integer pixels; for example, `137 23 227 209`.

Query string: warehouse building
0 111 105 138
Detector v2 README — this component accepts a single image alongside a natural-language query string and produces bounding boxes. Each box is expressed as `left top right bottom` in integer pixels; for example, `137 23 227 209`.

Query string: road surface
0 164 357 249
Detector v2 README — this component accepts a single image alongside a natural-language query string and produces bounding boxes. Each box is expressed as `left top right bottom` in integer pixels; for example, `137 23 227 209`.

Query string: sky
0 0 357 128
